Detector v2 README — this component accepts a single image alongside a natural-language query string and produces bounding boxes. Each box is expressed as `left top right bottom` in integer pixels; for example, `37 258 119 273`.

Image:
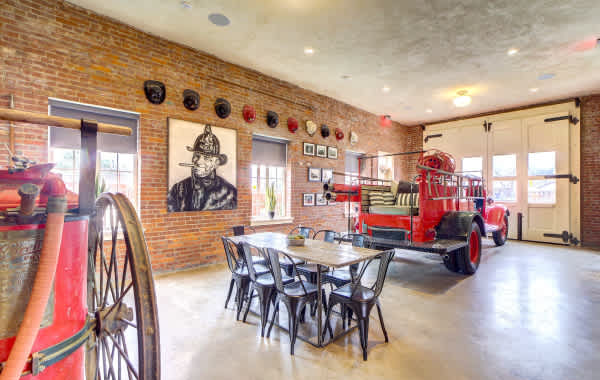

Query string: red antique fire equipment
0 108 160 380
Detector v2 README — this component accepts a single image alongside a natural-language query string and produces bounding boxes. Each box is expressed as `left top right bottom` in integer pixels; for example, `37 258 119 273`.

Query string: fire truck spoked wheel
493 215 509 246
457 222 482 275
86 193 160 380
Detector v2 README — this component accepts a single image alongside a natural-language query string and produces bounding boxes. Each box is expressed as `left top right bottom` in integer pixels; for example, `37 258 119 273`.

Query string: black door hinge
543 174 579 184
544 115 579 125
483 121 492 132
424 133 442 143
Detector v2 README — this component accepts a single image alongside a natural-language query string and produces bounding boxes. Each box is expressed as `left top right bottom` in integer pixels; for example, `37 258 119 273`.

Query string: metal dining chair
313 229 338 243
241 242 293 337
265 248 323 355
232 225 256 236
288 226 316 239
322 249 395 361
221 237 269 320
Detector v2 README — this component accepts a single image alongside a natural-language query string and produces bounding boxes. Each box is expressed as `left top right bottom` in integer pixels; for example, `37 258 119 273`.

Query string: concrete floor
155 240 600 380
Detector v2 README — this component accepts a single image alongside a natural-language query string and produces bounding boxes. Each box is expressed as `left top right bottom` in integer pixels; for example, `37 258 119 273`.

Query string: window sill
251 216 294 227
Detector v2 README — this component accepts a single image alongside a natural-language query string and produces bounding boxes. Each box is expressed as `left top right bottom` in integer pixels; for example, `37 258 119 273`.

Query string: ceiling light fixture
304 47 315 56
382 86 391 93
426 109 433 113
453 90 471 107
530 87 539 93
208 13 230 26
507 48 519 56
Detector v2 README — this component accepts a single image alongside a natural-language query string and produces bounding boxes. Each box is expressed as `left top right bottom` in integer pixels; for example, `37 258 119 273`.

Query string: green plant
95 174 107 198
265 183 277 213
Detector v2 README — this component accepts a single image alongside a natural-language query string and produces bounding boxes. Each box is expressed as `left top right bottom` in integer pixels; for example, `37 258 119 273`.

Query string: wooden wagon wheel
85 193 160 380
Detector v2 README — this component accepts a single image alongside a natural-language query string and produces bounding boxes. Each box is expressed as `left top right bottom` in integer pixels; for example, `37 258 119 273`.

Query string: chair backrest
241 242 268 282
289 226 316 239
314 229 337 243
341 233 370 248
266 248 309 295
221 236 244 273
232 225 245 236
371 250 395 297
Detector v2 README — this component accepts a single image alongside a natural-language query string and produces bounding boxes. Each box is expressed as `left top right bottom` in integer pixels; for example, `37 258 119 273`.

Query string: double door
423 102 580 244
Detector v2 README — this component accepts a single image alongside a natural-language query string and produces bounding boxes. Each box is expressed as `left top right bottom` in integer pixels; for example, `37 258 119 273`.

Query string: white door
521 114 571 244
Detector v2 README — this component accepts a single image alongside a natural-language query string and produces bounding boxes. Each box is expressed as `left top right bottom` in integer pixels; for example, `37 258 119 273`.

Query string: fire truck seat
368 205 419 215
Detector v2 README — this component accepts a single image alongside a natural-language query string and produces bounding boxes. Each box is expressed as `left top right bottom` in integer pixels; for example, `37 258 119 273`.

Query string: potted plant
265 183 277 219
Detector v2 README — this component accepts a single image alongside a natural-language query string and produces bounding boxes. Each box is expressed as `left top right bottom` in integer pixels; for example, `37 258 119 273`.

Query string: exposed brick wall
581 95 600 248
0 0 422 272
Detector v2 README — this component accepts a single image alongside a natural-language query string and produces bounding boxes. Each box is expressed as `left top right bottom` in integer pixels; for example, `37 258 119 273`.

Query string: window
48 99 139 209
251 136 288 219
462 156 482 178
528 152 556 204
345 151 364 223
378 152 394 180
492 154 517 201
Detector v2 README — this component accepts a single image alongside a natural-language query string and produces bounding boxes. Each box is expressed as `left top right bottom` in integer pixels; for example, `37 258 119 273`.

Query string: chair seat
283 280 318 297
256 272 294 287
251 255 267 265
331 284 375 302
323 269 354 284
234 264 269 277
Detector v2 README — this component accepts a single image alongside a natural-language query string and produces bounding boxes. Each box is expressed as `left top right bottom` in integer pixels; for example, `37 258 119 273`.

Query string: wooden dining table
229 232 384 347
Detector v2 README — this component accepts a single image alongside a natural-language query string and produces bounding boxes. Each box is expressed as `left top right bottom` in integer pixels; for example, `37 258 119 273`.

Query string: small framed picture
327 146 338 159
303 193 315 206
316 145 327 158
308 167 322 182
315 193 327 206
321 168 333 183
303 142 315 156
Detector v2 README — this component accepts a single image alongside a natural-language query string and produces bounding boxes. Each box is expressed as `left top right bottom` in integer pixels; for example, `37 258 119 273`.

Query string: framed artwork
315 193 327 206
327 146 338 159
303 142 315 156
316 145 327 158
168 118 237 212
308 167 322 182
321 168 333 183
303 193 315 206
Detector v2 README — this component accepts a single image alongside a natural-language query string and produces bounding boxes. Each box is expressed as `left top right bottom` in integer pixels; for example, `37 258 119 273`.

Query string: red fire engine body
325 150 509 274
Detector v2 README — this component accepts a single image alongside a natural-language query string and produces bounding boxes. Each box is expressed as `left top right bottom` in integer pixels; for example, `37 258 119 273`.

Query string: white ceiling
69 0 600 125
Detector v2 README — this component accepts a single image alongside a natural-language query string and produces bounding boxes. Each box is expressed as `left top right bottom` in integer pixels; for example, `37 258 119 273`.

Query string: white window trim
250 216 294 227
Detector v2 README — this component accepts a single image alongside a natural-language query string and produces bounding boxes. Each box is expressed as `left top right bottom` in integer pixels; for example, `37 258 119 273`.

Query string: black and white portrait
168 118 237 212
303 142 315 156
308 167 321 182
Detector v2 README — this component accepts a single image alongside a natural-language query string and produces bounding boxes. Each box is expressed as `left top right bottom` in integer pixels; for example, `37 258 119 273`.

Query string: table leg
317 264 323 347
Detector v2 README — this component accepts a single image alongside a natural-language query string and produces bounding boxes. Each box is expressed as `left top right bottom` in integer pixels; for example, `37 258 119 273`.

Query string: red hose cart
0 109 160 379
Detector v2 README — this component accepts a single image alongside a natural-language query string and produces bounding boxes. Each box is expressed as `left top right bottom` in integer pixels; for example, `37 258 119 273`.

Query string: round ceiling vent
209 13 230 26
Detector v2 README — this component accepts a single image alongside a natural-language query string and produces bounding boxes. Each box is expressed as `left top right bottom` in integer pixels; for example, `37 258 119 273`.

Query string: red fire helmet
334 127 344 140
378 114 392 127
242 105 256 123
287 117 298 133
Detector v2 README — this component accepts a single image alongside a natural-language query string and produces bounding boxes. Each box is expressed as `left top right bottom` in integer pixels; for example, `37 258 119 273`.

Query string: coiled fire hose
0 186 66 380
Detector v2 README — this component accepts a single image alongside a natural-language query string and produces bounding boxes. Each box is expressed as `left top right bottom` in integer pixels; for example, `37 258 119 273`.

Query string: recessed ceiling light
538 73 555 80
208 13 230 26
507 48 519 56
426 109 433 113
382 86 391 93
180 0 192 9
453 90 471 107
529 87 539 93
304 47 315 56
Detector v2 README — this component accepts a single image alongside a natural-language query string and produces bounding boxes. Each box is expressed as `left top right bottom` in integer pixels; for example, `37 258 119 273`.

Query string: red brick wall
0 0 422 272
581 95 600 248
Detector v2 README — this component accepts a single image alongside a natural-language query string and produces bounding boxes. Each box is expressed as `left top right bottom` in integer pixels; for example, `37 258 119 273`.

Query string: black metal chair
221 237 268 320
232 225 256 236
313 229 338 242
241 242 293 337
277 226 314 276
265 248 324 355
323 233 371 288
322 249 395 361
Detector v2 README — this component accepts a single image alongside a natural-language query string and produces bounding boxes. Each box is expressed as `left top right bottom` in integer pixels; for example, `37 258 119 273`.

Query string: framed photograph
321 168 333 183
303 142 315 156
327 146 338 159
303 193 315 206
168 118 237 212
316 145 327 158
308 167 322 182
315 193 327 206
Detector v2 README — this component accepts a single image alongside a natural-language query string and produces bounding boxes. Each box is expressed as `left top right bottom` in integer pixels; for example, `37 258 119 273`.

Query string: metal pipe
331 171 392 183
360 150 427 160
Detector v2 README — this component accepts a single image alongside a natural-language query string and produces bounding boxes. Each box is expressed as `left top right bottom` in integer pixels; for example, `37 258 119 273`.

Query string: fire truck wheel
443 252 460 272
493 215 509 246
458 222 482 275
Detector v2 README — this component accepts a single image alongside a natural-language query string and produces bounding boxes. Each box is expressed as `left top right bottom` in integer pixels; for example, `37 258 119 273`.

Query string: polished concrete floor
155 240 600 380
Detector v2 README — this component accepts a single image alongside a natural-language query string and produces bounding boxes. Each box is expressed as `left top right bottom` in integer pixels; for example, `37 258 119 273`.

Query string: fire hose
0 188 66 380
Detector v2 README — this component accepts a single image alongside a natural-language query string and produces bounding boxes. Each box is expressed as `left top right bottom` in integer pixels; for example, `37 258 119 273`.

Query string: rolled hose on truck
0 193 66 380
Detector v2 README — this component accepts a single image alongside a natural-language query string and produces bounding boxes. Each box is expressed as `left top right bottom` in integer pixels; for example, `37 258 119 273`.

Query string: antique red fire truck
325 149 509 274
